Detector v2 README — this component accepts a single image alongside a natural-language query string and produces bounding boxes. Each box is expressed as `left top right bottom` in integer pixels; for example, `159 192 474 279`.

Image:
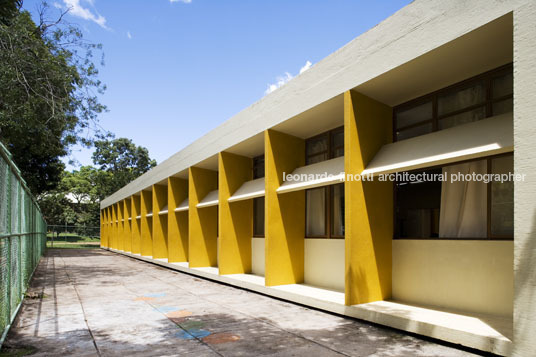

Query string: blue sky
23 0 410 170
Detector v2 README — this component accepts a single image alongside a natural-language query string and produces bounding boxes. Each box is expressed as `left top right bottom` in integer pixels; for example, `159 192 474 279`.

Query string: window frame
305 183 345 239
305 126 344 165
253 196 265 238
252 155 265 237
393 153 514 241
393 63 513 142
253 155 265 179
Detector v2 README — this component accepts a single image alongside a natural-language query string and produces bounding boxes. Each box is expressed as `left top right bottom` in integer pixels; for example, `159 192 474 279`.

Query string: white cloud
63 0 108 29
299 60 312 74
127 31 132 39
265 72 293 95
265 60 313 95
53 2 62 9
170 0 192 3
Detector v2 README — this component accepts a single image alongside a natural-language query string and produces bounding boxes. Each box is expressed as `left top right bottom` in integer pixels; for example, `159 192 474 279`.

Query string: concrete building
100 1 536 355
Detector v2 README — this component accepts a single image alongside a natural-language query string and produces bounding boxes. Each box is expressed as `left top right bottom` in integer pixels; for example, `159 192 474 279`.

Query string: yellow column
109 206 114 248
108 204 116 249
189 167 218 267
105 206 112 248
344 90 393 305
117 200 125 251
265 130 305 286
218 152 253 275
140 190 153 257
104 208 110 247
168 177 188 262
131 195 142 254
152 184 168 259
123 197 132 252
100 210 105 248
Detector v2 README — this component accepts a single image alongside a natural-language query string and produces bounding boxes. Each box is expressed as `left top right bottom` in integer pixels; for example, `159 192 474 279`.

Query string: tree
92 137 157 198
0 1 106 194
39 165 104 227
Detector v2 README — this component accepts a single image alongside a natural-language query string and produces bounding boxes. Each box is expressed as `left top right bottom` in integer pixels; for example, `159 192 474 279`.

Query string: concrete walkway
3 249 479 356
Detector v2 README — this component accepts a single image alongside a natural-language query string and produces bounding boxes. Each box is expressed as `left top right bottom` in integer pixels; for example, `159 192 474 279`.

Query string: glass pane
331 129 344 159
332 147 344 159
396 101 432 129
253 156 265 179
438 82 485 116
492 72 513 99
306 187 326 237
253 197 265 236
331 184 345 237
396 123 433 141
307 153 329 165
491 156 514 237
396 169 441 238
439 160 488 238
492 98 513 116
438 106 486 130
306 134 328 156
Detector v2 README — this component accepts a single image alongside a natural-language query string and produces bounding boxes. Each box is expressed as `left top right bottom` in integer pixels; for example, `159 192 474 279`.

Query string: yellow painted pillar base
265 130 305 286
344 90 393 305
218 152 253 275
168 177 189 262
189 167 218 268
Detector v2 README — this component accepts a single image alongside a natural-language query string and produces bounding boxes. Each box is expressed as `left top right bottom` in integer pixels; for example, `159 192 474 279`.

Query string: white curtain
439 160 487 238
306 188 326 236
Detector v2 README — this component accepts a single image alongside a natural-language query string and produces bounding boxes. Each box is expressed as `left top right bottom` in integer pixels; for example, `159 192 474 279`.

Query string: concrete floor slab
2 249 480 356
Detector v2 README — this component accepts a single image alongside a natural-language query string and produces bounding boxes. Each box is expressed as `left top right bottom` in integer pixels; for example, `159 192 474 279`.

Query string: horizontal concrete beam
101 0 519 208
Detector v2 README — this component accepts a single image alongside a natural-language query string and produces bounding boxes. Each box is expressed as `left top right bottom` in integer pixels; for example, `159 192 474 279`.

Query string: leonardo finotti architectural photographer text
282 171 526 183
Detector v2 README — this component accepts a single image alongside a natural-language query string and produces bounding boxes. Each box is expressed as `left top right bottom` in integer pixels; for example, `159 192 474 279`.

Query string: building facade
100 1 536 355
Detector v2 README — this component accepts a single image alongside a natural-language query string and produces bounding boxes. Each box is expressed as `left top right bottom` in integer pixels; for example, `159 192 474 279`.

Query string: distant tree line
0 1 156 228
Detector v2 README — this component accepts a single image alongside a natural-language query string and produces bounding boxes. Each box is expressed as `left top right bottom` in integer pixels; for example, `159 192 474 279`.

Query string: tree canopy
40 137 156 226
92 136 157 198
0 1 106 194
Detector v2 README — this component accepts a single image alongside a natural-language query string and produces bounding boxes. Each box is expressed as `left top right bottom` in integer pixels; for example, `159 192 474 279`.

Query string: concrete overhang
101 1 517 209
362 113 513 176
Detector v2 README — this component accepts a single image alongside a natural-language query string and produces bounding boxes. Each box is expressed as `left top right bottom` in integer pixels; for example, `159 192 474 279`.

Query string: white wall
393 240 513 316
513 3 536 355
251 238 265 276
304 239 345 292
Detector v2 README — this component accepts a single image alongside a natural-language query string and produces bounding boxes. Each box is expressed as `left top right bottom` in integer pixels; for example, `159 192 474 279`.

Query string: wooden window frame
393 63 513 142
393 153 514 241
305 183 345 239
253 196 265 238
305 126 344 165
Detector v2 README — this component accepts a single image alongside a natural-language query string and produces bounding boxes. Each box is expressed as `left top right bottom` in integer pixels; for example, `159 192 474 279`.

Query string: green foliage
92 136 157 198
40 137 156 226
0 2 106 194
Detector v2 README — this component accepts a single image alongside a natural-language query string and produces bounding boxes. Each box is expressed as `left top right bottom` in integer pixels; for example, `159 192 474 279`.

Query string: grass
0 344 37 357
46 233 100 249
46 243 99 249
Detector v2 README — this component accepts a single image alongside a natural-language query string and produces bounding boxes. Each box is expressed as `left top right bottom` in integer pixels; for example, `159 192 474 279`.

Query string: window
306 183 345 238
394 64 513 141
253 197 264 237
253 155 265 237
305 126 344 165
253 155 264 179
394 154 513 240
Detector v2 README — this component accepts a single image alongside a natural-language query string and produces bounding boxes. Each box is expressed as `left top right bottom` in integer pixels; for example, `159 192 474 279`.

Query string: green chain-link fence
0 143 47 348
